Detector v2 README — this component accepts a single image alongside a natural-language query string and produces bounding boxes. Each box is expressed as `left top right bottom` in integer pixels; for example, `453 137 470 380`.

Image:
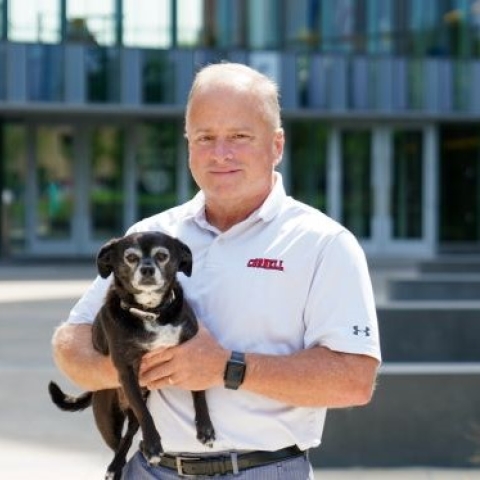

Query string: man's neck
205 192 269 232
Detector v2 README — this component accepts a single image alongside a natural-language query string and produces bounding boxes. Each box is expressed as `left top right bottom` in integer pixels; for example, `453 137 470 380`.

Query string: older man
52 62 381 479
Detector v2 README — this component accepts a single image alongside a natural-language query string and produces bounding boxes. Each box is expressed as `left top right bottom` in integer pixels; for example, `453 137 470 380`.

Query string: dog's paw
197 425 216 448
140 440 163 466
104 469 121 480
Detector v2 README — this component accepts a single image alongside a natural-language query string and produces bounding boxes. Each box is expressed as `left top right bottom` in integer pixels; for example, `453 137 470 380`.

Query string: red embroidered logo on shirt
247 258 284 271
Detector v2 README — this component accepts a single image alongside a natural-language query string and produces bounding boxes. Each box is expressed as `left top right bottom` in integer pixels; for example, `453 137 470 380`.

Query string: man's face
185 85 284 209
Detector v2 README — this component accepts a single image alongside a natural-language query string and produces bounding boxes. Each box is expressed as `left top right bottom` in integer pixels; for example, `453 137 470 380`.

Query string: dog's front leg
192 390 216 447
119 367 163 466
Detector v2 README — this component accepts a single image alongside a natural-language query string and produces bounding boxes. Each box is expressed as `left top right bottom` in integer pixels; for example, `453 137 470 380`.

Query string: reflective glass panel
123 0 170 47
213 0 246 48
86 47 120 103
285 0 320 50
247 0 280 49
0 0 4 39
27 44 64 101
2 124 27 255
321 0 358 53
90 127 124 239
67 0 115 45
366 0 393 53
290 121 328 211
136 122 178 220
9 0 60 43
177 0 203 47
0 43 5 100
341 130 372 238
142 50 175 104
440 125 480 243
35 126 74 240
392 130 423 239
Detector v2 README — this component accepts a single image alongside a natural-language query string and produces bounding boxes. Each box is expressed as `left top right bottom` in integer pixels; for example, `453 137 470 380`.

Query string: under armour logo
353 326 371 337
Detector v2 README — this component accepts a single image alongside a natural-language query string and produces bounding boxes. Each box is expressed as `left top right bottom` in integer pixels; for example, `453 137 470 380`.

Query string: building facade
1 0 480 259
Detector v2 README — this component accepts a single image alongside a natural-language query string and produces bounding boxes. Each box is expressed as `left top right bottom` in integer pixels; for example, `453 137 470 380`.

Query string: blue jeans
121 450 314 479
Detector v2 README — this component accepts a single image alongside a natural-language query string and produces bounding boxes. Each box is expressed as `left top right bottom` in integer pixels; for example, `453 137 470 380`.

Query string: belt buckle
175 453 240 477
175 456 197 477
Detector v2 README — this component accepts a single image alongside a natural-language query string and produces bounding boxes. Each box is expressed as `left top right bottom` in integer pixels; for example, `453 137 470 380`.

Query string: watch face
225 352 246 389
228 362 245 384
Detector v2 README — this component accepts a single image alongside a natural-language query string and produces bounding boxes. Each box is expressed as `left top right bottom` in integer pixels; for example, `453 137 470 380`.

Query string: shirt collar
190 172 286 233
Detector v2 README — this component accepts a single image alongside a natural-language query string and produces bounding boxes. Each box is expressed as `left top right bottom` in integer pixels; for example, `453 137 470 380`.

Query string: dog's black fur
48 231 215 480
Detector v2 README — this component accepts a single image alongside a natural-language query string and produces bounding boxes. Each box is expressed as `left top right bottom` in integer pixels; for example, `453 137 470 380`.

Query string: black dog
48 231 215 480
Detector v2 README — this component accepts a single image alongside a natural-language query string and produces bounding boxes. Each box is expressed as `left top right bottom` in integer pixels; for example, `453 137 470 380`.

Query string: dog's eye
155 251 169 263
125 253 139 264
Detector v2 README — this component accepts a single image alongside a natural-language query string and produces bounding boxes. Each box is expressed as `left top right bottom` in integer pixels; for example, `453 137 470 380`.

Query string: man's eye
197 135 213 144
232 133 251 141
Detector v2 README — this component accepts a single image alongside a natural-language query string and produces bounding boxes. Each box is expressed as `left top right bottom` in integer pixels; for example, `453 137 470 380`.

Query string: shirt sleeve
66 275 111 325
303 230 381 362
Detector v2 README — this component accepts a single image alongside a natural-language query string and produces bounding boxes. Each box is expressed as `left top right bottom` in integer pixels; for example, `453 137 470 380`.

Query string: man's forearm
242 346 380 408
52 323 119 391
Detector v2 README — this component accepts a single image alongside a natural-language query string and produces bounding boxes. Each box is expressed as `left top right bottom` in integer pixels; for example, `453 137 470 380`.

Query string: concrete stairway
311 258 480 468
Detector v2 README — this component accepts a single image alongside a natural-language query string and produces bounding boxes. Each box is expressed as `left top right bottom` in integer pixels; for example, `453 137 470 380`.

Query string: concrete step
313 371 480 467
377 306 480 362
387 274 480 301
418 257 480 274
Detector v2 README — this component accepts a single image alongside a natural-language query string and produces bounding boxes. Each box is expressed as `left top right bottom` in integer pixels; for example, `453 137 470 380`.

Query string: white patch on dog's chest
142 321 182 350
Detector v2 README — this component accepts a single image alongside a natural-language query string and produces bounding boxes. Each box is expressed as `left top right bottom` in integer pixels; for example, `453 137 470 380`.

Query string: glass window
27 44 64 101
405 0 480 57
1 124 27 255
341 130 372 238
392 130 423 239
90 127 124 239
67 0 115 46
209 0 246 48
9 0 60 43
289 121 328 211
322 0 362 53
123 0 170 48
35 126 75 241
142 50 175 104
0 0 4 39
177 0 203 47
440 125 480 242
285 0 320 50
366 0 394 53
0 43 5 100
136 122 179 220
247 0 281 49
472 0 480 57
86 47 120 103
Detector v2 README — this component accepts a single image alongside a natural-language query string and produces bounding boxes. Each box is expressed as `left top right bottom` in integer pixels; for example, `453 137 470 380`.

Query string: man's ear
96 238 119 278
176 239 193 277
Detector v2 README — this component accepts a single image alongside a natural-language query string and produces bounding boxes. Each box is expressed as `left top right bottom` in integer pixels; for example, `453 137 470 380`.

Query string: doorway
439 125 480 251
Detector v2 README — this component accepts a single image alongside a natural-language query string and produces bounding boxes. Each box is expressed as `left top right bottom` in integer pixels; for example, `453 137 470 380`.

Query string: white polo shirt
67 173 381 453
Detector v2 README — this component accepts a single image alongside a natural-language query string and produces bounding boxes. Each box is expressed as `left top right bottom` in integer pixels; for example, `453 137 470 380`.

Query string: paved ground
0 262 479 479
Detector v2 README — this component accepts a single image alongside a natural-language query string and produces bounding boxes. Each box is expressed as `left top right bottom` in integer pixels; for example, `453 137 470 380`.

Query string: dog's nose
140 265 155 277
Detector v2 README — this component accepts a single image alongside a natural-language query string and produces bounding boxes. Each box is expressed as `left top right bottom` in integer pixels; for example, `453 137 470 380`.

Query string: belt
156 445 304 477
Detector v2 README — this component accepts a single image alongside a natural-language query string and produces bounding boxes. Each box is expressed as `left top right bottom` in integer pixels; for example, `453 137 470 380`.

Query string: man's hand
139 323 229 391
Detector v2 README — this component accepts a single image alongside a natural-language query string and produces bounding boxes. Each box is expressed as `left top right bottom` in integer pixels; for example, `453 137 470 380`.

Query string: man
52 62 381 479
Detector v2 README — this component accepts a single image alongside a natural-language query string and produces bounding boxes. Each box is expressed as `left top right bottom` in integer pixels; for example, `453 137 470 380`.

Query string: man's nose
212 139 233 160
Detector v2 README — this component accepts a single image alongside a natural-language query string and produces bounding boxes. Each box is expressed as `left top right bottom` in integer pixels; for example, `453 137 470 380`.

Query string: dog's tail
48 381 93 412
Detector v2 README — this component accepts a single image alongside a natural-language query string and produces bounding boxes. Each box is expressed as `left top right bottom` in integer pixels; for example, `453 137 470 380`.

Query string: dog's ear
176 239 193 277
96 238 119 278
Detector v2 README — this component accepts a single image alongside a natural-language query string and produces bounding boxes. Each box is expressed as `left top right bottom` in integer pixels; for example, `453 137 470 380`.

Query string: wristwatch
223 351 246 390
